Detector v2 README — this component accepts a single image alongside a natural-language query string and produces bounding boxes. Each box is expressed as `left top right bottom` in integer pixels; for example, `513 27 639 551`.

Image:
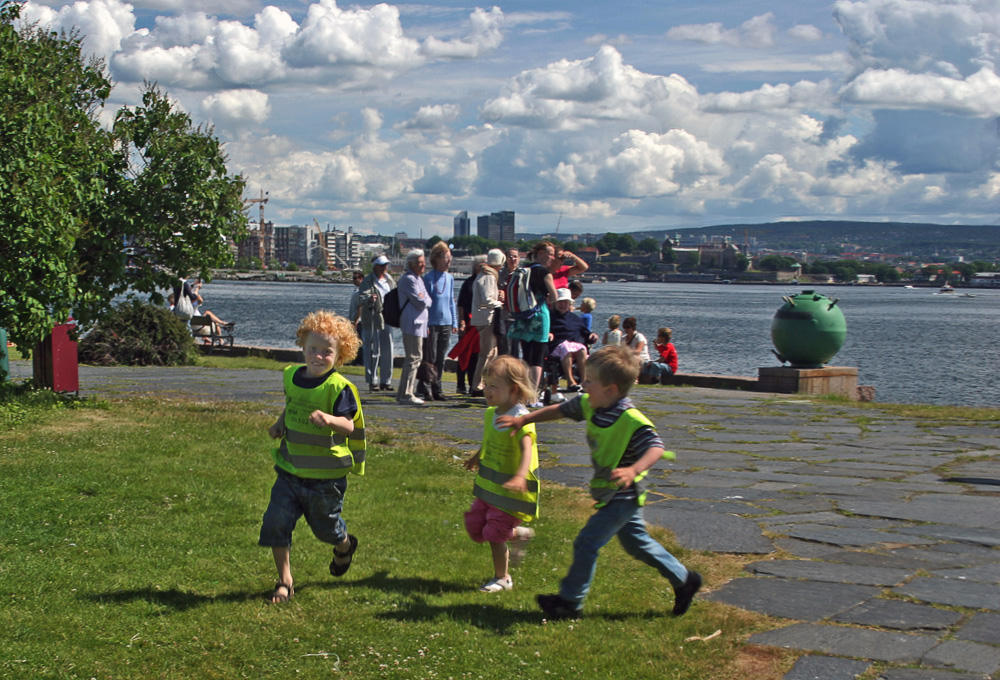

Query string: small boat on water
938 284 955 294
903 285 915 289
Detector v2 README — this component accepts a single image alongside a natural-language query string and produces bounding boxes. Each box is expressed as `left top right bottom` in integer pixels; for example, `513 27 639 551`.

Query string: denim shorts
258 466 349 548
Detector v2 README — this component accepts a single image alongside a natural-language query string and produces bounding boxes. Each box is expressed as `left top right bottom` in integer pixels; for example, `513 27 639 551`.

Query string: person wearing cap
469 248 505 397
548 287 599 391
356 255 396 392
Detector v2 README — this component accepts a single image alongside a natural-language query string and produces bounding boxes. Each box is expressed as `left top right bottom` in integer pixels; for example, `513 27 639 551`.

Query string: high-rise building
454 211 470 238
274 224 320 266
318 226 362 270
476 210 515 242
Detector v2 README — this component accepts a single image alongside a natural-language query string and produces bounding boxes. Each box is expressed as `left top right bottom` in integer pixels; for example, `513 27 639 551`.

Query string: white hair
406 248 425 271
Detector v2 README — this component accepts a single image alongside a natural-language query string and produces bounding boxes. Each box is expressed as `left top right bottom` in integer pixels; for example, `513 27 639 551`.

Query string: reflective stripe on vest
472 406 539 522
273 366 366 478
581 394 655 507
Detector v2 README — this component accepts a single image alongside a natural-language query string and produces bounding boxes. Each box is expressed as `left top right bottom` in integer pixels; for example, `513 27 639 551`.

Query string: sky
17 0 1000 238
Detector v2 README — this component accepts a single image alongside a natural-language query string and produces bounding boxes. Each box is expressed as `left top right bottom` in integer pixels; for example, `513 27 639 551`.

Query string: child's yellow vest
273 366 366 479
473 407 539 522
581 394 657 506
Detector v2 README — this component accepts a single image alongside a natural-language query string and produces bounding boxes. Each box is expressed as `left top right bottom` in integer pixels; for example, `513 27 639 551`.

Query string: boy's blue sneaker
536 594 582 620
672 570 702 617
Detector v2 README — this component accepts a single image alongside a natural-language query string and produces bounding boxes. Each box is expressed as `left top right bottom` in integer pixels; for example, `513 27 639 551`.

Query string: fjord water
196 280 1000 408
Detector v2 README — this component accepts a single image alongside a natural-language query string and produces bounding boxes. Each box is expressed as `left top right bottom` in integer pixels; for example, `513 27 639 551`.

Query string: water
192 279 1000 408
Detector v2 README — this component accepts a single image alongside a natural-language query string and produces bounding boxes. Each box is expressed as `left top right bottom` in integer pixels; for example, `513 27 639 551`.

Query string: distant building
971 272 1000 287
477 210 515 242
318 226 362 271
454 211 470 238
274 224 319 267
237 220 275 266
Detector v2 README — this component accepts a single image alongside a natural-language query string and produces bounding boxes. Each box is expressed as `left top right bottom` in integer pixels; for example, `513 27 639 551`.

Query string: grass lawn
0 395 789 680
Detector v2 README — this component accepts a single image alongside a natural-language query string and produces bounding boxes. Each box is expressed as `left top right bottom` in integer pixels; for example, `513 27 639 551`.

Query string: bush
78 300 197 366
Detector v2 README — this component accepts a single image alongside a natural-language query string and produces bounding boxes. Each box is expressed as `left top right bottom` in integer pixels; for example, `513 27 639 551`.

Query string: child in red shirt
643 327 678 384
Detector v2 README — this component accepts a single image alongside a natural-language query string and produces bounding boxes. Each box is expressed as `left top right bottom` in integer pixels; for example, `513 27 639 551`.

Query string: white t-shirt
493 402 530 431
626 332 650 362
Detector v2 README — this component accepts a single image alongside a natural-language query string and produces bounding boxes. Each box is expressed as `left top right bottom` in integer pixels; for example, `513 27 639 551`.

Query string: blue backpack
504 266 542 320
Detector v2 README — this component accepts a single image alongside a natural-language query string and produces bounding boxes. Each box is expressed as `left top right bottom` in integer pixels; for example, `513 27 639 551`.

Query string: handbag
174 292 194 321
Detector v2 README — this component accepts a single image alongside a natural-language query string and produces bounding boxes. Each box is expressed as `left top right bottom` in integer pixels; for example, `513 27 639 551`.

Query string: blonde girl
463 356 539 592
603 314 622 346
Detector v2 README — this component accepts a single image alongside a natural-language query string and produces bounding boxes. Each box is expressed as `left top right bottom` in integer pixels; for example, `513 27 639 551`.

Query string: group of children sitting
548 293 679 393
258 310 702 622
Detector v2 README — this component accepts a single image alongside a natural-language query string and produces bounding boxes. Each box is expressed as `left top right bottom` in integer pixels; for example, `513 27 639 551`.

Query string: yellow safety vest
273 366 366 479
473 406 539 522
581 394 658 506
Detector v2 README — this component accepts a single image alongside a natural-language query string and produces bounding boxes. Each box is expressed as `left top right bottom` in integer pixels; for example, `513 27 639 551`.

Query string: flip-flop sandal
270 582 294 603
329 534 358 577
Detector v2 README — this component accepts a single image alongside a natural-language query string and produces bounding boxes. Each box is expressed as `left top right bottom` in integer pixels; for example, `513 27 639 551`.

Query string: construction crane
555 210 563 236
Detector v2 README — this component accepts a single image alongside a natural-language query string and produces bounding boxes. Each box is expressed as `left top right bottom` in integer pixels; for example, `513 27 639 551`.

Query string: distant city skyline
19 0 1000 237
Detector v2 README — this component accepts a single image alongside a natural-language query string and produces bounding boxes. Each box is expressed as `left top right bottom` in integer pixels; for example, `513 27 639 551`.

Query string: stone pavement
8 361 1000 679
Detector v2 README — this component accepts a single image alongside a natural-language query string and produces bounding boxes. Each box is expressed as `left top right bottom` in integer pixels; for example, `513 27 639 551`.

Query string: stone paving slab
954 612 1000 645
773 538 843 559
931 565 1000 584
642 505 775 554
841 497 1000 529
653 486 779 503
892 525 1000 548
748 622 939 663
706 578 880 621
832 599 963 631
878 670 993 680
746 559 914 587
885 547 999 569
921 640 1000 676
783 655 872 680
893 577 1000 611
783 525 937 548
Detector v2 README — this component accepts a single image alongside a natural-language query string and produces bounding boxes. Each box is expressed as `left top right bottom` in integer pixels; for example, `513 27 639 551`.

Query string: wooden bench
190 316 236 349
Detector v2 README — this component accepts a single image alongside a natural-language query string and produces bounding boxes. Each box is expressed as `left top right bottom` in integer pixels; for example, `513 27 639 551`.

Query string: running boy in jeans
259 311 365 603
496 344 701 619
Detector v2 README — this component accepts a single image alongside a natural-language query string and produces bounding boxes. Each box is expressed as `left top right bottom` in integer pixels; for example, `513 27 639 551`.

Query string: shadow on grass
309 570 469 596
377 601 665 633
86 587 260 611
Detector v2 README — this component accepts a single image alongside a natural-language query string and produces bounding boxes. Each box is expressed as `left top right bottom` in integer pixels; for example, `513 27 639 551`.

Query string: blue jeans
361 326 393 387
258 467 348 547
642 361 673 381
560 499 688 607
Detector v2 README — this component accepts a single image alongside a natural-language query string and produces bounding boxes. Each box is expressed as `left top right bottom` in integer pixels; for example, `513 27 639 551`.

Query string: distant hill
525 221 1000 260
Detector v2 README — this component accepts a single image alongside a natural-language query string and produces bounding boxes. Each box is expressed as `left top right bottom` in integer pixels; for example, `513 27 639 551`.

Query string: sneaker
369 384 379 393
379 384 393 391
528 400 545 409
479 575 513 593
549 391 566 404
396 396 425 405
672 570 702 617
469 388 484 397
566 384 582 392
456 385 468 395
536 593 582 620
509 526 535 565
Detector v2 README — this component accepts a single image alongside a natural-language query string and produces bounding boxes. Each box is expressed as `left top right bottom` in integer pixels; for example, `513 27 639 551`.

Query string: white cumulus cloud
667 13 777 48
201 89 271 129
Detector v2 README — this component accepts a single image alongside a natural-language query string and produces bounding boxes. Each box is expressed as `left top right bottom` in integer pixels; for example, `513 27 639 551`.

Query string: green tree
734 253 749 272
637 237 660 254
662 239 676 264
425 235 443 250
0 3 247 352
758 254 797 271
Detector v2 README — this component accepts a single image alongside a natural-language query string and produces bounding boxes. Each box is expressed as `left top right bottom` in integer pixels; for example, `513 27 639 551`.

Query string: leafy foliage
77 300 197 366
0 3 247 351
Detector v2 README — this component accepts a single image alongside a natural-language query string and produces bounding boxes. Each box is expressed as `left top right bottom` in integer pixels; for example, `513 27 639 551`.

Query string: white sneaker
397 396 425 405
528 401 545 409
509 526 535 565
479 575 513 593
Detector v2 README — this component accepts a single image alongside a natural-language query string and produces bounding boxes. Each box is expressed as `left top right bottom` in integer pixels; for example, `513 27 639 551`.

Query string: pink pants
464 497 522 544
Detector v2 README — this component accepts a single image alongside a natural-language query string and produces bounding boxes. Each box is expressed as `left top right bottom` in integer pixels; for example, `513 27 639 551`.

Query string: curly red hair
295 311 361 367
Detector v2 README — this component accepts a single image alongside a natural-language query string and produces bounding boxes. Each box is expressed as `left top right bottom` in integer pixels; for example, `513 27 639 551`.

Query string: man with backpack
355 255 396 392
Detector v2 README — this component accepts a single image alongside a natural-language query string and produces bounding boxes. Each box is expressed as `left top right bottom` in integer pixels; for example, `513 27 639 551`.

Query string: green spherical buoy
771 290 846 368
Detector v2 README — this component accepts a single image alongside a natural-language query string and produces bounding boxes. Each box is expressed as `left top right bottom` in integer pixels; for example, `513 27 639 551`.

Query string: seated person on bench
547 288 598 391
